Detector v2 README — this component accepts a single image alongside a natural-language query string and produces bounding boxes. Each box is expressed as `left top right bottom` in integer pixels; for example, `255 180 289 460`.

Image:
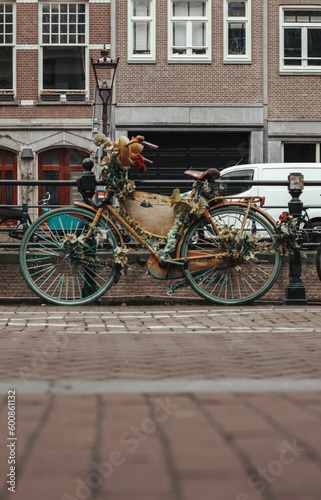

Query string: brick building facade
0 0 111 209
1 0 321 206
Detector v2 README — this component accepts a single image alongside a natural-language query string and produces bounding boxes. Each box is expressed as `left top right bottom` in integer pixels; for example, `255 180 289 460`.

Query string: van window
220 169 254 196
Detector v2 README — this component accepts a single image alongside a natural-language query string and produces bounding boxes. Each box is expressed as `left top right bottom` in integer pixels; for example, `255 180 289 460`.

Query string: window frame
38 2 89 97
167 0 211 63
223 0 251 64
128 0 156 63
280 6 321 73
0 2 16 96
0 150 17 205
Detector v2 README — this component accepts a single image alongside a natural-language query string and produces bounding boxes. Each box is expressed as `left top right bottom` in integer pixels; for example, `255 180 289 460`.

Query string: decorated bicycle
19 135 282 305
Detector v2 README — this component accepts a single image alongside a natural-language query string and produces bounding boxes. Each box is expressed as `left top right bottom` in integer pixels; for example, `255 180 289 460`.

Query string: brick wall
268 0 321 120
0 1 111 118
116 0 264 104
2 0 321 123
115 0 321 123
1 251 320 304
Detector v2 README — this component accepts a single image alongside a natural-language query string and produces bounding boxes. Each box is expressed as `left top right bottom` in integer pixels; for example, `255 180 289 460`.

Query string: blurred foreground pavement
0 304 321 500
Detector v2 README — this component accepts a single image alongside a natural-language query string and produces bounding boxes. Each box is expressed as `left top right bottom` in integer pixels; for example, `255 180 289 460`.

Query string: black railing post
76 158 97 200
284 173 307 305
22 203 29 234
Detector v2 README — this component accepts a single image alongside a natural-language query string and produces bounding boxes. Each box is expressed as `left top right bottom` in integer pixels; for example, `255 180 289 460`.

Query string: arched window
38 148 88 206
0 150 17 205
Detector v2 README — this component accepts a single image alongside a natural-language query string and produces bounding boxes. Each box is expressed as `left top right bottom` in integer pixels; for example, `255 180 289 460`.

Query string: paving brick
99 464 172 493
180 477 264 500
16 448 92 480
205 404 278 435
269 462 321 493
12 478 83 500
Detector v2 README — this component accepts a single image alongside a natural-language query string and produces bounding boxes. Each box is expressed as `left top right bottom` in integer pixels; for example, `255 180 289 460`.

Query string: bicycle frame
19 134 282 306
74 192 277 267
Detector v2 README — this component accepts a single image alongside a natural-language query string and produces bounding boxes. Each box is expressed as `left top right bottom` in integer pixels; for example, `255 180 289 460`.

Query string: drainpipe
110 0 116 140
263 0 268 162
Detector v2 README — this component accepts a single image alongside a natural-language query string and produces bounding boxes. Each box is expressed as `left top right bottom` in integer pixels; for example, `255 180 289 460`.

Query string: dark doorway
128 131 249 195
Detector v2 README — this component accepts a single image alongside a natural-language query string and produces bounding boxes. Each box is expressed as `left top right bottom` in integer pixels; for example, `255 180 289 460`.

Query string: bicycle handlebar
141 140 159 151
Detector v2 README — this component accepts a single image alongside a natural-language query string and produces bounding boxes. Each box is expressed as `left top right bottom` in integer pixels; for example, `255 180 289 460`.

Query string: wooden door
38 148 88 206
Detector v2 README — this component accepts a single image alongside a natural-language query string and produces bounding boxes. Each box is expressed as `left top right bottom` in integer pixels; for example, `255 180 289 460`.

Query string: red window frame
0 150 17 205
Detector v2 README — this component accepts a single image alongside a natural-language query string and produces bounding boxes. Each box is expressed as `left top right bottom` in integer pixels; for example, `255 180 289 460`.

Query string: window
224 1 251 63
280 7 321 72
128 1 155 62
283 143 321 163
168 0 211 62
0 2 15 99
40 3 88 97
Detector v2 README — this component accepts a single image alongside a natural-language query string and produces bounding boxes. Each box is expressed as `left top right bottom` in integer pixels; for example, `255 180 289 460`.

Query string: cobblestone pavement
1 304 321 500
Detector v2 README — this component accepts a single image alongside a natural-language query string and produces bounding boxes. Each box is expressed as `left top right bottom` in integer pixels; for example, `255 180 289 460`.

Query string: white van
219 163 321 227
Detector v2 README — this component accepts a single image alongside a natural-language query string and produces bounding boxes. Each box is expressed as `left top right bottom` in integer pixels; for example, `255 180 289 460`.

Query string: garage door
128 131 249 196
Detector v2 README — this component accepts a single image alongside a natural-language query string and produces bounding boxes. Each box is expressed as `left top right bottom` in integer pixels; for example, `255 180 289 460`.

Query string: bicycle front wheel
20 206 120 305
180 205 282 305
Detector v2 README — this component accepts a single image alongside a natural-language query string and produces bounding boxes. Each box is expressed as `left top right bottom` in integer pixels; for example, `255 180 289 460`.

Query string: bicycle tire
180 205 282 305
19 206 120 305
316 244 321 281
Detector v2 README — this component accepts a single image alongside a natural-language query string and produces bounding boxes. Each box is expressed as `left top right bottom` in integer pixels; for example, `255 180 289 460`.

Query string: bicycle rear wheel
180 205 281 305
20 206 120 305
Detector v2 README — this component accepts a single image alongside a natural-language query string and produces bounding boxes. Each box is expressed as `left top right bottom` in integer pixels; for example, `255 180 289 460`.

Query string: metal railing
1 173 320 305
1 176 321 248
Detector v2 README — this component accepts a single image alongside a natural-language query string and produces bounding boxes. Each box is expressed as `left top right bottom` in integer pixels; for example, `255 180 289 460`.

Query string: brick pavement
0 305 321 500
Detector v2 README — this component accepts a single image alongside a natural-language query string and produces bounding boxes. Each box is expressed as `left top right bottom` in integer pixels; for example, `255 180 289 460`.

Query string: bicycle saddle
184 168 220 181
0 206 23 219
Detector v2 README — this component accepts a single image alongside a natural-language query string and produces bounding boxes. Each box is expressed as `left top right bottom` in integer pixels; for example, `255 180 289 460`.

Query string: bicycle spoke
20 207 119 305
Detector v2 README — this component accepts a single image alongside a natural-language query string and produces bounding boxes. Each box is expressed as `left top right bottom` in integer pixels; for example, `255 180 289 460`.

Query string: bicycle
19 135 282 306
0 193 51 243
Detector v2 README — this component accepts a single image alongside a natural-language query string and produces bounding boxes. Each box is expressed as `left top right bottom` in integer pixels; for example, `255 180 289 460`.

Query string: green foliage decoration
274 216 306 260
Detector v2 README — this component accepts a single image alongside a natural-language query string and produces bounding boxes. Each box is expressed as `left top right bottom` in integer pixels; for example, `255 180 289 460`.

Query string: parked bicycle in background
0 193 51 244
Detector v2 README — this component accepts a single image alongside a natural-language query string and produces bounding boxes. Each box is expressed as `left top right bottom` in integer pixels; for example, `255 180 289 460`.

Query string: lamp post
91 47 119 136
284 172 307 305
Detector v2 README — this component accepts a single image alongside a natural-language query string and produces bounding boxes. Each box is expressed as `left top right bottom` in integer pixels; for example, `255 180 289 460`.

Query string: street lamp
91 47 119 136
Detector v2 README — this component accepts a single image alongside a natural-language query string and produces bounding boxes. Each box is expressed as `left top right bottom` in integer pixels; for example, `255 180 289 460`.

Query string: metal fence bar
2 178 321 186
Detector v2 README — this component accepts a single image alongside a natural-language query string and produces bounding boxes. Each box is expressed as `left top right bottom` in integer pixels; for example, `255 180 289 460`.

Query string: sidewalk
0 305 321 500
